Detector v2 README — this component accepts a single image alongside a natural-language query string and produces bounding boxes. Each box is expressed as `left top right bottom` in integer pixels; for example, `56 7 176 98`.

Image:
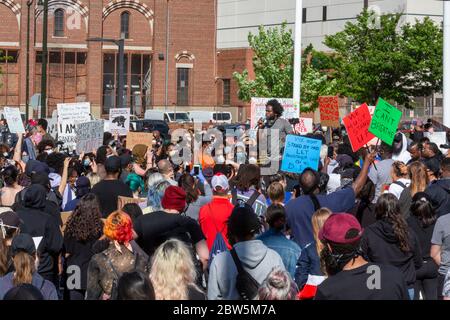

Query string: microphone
440 144 450 149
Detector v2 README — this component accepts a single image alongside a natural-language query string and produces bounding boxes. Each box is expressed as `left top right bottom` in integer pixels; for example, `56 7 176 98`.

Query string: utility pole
293 0 303 116
443 0 450 126
40 0 48 118
26 0 33 121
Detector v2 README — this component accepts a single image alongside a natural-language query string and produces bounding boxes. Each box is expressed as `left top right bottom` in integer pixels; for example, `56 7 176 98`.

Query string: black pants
438 273 446 300
414 260 439 300
69 289 86 300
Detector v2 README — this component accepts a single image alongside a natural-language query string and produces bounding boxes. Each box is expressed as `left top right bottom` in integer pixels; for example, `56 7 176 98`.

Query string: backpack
230 248 260 300
104 251 140 300
206 204 229 269
231 188 260 207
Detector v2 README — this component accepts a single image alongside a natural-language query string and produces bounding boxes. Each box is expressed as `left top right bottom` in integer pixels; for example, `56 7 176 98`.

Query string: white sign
250 98 300 128
75 120 104 154
425 132 448 154
3 107 25 134
294 118 313 135
57 102 91 151
109 108 130 136
47 117 58 139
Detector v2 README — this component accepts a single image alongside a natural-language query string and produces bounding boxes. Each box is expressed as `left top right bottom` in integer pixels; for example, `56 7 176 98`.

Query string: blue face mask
22 155 30 163
236 152 246 164
83 159 91 167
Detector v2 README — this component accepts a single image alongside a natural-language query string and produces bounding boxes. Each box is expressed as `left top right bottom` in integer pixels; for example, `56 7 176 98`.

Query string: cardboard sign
75 120 104 154
109 108 130 136
281 135 322 174
369 98 402 145
127 132 154 150
57 102 91 151
294 118 313 135
425 132 448 154
250 98 300 128
343 103 375 152
319 96 340 127
3 107 25 134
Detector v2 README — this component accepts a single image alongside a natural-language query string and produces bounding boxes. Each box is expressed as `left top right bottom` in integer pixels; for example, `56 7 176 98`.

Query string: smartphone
194 165 200 176
185 164 190 172
327 146 334 158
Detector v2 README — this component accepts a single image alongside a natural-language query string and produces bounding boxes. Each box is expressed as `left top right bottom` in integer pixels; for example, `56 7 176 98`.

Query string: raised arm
58 157 71 196
352 151 376 196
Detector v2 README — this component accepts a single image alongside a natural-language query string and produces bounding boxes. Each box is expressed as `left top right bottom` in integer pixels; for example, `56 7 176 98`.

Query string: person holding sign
285 151 376 248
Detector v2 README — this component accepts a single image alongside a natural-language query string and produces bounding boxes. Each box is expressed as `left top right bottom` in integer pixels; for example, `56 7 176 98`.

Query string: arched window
54 9 65 37
120 12 130 39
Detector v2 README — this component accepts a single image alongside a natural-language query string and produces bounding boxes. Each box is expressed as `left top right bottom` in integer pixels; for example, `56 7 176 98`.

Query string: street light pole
165 0 170 112
443 0 450 127
40 0 48 118
26 0 33 121
293 0 303 115
87 37 126 109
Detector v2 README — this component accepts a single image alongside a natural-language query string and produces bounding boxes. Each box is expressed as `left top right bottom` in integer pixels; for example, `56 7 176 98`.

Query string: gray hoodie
207 239 285 300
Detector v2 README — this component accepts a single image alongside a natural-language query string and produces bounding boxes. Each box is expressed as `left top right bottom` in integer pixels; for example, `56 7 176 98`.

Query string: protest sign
75 120 104 154
127 132 154 150
294 118 313 135
3 107 25 134
319 96 340 127
343 103 375 152
425 132 447 154
57 102 91 151
368 98 402 145
250 98 300 128
281 135 322 174
47 117 58 139
109 108 130 136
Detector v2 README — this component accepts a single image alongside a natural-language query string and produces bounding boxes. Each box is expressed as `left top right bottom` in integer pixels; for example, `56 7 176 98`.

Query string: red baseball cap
319 213 363 244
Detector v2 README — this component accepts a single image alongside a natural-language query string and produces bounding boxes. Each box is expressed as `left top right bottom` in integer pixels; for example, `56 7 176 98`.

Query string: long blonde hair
150 239 199 300
408 161 429 197
13 252 36 286
312 208 332 256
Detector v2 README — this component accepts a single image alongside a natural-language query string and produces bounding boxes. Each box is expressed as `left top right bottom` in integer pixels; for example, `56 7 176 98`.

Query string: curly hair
64 194 103 242
103 210 133 244
375 193 411 252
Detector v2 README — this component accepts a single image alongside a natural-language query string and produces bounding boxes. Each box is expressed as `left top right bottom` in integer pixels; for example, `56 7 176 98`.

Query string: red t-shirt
198 196 234 251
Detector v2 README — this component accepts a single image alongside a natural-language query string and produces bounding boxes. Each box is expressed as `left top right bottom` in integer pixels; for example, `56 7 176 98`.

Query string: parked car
188 111 232 124
130 119 170 139
144 110 190 123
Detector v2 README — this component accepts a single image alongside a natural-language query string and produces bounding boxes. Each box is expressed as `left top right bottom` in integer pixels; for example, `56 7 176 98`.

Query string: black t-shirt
407 216 436 261
64 235 101 290
134 211 205 257
315 263 409 300
92 179 133 218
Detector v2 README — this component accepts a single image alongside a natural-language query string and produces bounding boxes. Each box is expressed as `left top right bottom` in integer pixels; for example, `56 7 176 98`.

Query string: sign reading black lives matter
109 108 130 136
75 120 104 154
57 102 91 151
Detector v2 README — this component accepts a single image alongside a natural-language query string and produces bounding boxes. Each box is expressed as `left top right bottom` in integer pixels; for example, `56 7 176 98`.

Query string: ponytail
12 252 36 286
0 238 8 276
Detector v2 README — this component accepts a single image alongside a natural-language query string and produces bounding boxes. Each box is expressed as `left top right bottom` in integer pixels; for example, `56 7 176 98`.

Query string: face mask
236 152 247 164
83 159 91 167
22 155 30 163
224 146 232 154
249 157 257 165
216 155 225 164
168 150 177 158
45 149 53 155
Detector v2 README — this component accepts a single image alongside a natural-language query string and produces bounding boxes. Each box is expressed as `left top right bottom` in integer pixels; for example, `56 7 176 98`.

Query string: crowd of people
0 100 450 300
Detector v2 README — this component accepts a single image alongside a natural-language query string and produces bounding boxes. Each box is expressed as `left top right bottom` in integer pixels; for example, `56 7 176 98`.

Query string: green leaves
324 10 443 108
233 23 337 112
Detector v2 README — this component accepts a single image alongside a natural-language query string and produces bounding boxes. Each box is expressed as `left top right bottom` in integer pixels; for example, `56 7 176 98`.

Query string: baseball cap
319 213 363 244
30 172 52 189
0 211 22 229
228 203 261 238
25 160 50 177
105 156 122 173
211 173 229 191
11 233 36 256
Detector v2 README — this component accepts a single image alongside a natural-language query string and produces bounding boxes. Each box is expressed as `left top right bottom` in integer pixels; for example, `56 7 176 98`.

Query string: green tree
233 23 337 112
324 10 443 108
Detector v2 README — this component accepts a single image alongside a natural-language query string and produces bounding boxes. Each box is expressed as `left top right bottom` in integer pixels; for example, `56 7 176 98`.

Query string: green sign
368 98 402 145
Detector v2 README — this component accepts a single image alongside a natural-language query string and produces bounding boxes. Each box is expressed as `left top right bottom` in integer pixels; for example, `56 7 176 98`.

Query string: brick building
0 0 218 118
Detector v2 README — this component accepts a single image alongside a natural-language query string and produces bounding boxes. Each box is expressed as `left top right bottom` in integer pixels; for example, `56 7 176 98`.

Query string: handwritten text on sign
319 96 340 127
368 98 402 146
126 132 154 150
294 118 313 135
4 107 25 134
343 103 375 152
75 120 104 154
281 135 322 174
57 102 91 151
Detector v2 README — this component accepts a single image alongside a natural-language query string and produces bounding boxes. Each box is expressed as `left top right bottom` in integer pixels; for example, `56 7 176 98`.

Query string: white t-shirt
388 178 411 199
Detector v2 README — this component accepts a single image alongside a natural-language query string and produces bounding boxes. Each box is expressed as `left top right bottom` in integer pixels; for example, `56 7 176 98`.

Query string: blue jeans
408 288 415 300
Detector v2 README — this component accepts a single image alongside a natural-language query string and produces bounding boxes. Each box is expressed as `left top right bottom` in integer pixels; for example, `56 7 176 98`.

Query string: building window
302 8 307 23
54 9 65 37
120 12 130 39
177 68 189 106
223 79 230 105
323 6 327 21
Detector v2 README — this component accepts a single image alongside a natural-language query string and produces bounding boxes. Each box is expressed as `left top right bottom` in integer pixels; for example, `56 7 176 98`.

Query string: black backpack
230 248 260 300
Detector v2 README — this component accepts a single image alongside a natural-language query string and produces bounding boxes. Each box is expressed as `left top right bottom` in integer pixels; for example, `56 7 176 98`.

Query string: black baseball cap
0 211 22 229
11 233 36 256
105 156 122 173
25 160 50 177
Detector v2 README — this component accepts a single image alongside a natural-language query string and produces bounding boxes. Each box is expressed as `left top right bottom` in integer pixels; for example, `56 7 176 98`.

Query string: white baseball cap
211 173 229 191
